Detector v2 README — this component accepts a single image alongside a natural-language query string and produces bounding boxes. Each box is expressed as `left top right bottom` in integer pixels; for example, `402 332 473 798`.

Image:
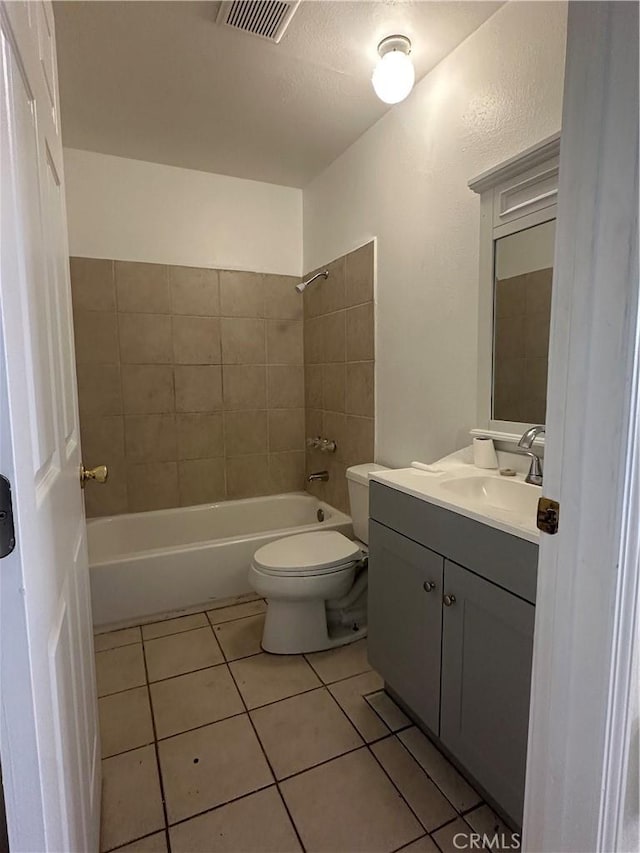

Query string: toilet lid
253 531 361 575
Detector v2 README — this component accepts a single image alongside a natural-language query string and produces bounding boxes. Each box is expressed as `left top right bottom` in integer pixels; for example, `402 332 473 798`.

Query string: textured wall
303 1 567 467
304 241 375 514
71 258 306 517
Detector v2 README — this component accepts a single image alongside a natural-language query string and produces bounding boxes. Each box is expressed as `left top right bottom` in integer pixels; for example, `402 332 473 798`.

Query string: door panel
368 520 444 734
440 560 535 825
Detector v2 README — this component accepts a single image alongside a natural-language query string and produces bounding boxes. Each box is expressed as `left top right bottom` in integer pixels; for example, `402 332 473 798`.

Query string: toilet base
261 597 367 654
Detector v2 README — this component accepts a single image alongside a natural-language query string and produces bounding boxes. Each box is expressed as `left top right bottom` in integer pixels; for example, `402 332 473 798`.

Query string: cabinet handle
443 593 456 607
423 581 436 592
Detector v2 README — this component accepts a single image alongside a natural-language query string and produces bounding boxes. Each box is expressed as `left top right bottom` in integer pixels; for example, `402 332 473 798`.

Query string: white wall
64 148 302 275
496 219 556 280
304 1 567 467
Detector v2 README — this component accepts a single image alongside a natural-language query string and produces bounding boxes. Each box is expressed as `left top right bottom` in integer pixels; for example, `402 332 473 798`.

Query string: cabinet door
440 560 535 825
368 521 444 733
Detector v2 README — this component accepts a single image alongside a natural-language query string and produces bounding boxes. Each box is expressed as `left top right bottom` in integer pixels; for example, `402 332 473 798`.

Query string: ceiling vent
216 1 300 43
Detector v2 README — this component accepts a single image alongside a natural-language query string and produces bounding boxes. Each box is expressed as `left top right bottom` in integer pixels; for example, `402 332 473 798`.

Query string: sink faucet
307 471 329 483
517 426 545 486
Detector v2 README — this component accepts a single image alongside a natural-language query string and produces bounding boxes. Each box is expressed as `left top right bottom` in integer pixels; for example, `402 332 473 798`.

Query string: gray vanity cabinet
440 559 535 825
368 520 443 734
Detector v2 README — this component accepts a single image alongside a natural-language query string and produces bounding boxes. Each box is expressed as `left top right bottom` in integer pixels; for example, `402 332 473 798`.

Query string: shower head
295 270 329 293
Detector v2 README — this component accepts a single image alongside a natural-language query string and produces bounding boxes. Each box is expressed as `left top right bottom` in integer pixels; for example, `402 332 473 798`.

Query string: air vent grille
217 1 300 43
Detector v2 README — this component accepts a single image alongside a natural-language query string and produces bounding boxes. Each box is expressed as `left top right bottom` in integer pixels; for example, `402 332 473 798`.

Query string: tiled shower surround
70 242 374 517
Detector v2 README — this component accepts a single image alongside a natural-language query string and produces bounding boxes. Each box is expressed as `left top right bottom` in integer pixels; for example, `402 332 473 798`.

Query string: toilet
249 463 388 654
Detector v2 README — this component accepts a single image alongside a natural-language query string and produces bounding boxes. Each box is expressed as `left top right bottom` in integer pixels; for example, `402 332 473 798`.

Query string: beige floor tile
397 835 439 853
169 787 301 853
305 639 371 684
398 728 482 812
96 644 146 697
100 745 164 851
432 818 473 853
280 747 423 853
99 687 154 758
94 627 142 652
465 804 520 849
372 737 457 832
207 599 266 624
229 653 321 709
150 665 244 739
213 614 265 660
366 690 412 731
251 687 362 779
142 613 208 640
145 627 223 682
116 832 168 852
328 670 389 742
158 714 273 824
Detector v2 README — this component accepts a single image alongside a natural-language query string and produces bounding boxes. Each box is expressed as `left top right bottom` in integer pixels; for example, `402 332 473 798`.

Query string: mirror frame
469 132 561 441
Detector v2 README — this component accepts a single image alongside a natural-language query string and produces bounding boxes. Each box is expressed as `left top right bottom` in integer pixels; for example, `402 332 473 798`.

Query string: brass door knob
80 464 108 488
443 594 456 607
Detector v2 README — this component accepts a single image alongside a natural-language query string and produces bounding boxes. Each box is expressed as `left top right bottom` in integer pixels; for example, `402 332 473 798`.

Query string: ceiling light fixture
372 34 415 105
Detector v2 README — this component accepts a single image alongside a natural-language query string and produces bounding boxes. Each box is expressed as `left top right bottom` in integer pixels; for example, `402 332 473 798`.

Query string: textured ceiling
54 0 502 187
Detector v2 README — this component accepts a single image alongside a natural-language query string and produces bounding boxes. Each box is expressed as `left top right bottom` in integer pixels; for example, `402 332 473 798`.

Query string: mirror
492 219 555 424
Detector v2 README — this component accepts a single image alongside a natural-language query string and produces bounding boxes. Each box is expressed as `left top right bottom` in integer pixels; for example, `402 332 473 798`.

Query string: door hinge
537 496 560 535
0 475 16 557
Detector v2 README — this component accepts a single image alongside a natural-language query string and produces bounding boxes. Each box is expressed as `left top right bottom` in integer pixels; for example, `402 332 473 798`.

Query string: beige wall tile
170 266 220 316
306 408 323 439
73 310 118 364
322 411 347 460
220 318 266 364
267 320 303 365
302 268 324 319
226 454 270 499
346 303 374 362
345 241 374 307
118 313 172 364
223 365 267 410
495 276 526 319
84 460 128 517
122 365 174 414
77 363 122 417
343 416 375 466
220 271 265 318
174 365 222 413
346 362 374 417
268 365 304 409
303 317 323 364
320 255 346 315
524 312 551 359
178 458 226 506
326 459 349 514
305 365 323 409
125 415 177 462
272 452 306 496
268 409 305 452
525 268 553 314
322 363 346 413
322 311 346 363
494 314 526 360
173 316 221 364
176 413 224 459
115 262 170 314
224 410 268 456
264 274 302 320
81 415 125 462
70 257 115 312
127 461 179 512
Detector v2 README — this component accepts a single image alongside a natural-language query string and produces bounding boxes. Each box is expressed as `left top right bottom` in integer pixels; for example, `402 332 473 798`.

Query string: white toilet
249 463 388 654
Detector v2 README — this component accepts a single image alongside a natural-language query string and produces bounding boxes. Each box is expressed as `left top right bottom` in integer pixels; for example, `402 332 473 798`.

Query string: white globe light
372 48 415 105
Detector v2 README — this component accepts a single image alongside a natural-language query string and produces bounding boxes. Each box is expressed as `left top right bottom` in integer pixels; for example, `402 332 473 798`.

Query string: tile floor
95 601 519 853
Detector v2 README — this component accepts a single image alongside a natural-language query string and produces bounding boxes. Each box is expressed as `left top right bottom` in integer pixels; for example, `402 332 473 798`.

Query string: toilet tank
346 463 389 544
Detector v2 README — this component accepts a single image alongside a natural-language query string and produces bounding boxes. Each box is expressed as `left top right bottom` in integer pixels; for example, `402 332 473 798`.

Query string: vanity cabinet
368 521 443 734
368 481 538 826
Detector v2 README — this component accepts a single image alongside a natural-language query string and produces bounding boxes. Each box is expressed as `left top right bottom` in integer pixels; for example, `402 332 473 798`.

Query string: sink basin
438 475 541 518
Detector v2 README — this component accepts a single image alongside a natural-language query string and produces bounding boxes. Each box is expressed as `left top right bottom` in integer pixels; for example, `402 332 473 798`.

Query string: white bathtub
88 492 352 627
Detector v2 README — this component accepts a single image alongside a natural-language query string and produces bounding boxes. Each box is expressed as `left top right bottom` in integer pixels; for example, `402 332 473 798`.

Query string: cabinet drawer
370 482 538 604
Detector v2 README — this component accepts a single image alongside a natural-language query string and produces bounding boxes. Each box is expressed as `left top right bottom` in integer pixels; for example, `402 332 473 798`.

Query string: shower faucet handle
306 437 337 453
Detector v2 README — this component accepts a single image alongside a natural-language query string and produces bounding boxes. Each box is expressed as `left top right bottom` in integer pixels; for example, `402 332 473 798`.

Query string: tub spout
307 471 329 482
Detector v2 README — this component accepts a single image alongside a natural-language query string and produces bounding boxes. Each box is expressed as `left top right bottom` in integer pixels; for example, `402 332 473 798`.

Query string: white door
0 2 100 851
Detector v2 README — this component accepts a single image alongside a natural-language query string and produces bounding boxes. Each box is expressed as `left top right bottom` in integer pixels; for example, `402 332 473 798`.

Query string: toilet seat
253 531 361 578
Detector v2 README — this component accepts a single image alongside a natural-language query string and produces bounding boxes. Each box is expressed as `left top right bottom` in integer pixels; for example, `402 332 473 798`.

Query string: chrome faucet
307 471 329 483
517 425 545 486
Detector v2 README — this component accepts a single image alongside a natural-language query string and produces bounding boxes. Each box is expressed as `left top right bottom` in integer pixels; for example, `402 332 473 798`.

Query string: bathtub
88 492 352 627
